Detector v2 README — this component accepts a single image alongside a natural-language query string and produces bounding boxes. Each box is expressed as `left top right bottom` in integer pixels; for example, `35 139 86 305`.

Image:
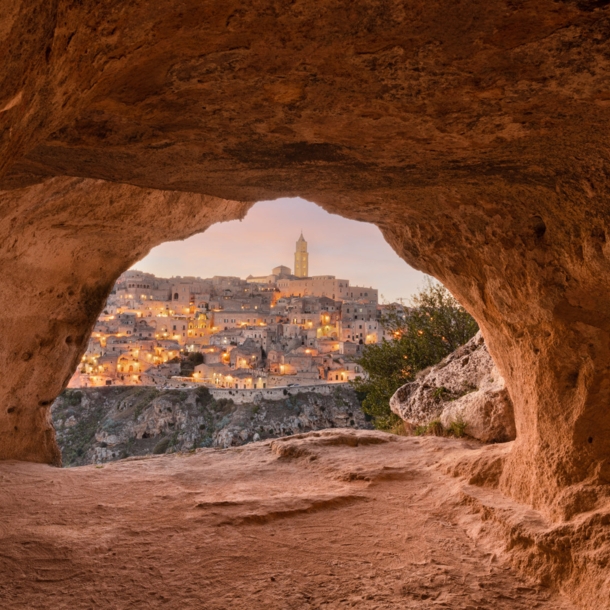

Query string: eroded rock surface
1 0 610 523
390 332 516 443
0 431 581 610
0 178 248 467
51 386 369 466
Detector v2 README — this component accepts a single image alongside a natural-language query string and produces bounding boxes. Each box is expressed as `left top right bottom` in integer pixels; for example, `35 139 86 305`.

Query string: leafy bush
413 417 468 438
63 390 83 407
211 398 234 413
433 386 449 400
388 419 409 436
427 419 445 436
352 281 478 430
195 386 213 411
448 418 467 438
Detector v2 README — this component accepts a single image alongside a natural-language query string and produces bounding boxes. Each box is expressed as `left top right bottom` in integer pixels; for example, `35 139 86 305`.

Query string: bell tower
294 232 309 278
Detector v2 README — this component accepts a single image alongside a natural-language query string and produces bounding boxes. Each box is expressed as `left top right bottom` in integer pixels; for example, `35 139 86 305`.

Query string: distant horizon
133 197 429 303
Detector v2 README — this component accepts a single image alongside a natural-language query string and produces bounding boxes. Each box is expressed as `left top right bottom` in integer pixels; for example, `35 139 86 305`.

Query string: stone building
277 275 378 304
70 248 380 390
294 232 309 278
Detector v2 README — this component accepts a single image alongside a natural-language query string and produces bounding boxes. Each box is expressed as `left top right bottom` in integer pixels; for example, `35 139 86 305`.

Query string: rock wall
1 0 610 523
390 332 516 443
207 383 353 404
51 385 370 466
0 179 249 466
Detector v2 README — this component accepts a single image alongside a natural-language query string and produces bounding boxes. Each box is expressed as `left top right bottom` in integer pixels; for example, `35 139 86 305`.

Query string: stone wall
208 383 352 405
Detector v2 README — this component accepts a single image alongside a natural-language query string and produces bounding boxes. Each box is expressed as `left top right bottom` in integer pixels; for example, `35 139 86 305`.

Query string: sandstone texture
0 178 248 468
0 431 582 610
51 386 370 466
390 332 516 443
1 0 610 549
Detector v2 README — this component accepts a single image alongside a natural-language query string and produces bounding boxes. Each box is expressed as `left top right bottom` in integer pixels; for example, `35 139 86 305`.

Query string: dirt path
0 430 574 609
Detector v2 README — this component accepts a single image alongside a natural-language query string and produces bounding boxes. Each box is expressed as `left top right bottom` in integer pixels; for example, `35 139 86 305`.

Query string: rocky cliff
51 386 370 466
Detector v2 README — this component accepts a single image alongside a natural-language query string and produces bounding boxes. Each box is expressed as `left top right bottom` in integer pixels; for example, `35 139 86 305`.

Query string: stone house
230 339 262 370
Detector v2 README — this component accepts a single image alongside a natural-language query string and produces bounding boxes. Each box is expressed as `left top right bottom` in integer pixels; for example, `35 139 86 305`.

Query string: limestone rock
3 0 610 520
390 333 516 443
51 385 371 466
0 433 579 610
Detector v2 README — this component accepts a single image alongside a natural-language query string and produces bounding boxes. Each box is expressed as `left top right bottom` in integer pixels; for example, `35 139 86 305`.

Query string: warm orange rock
1 0 610 523
0 431 582 609
0 178 249 465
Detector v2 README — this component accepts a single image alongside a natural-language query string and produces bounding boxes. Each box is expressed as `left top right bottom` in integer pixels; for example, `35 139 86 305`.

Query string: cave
2 1 610 607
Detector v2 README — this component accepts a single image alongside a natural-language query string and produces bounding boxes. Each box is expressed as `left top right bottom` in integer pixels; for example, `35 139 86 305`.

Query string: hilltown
72 234 403 390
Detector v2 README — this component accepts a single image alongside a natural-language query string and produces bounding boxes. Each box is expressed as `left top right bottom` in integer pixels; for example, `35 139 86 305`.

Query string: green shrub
413 420 445 437
214 398 234 410
433 386 449 400
412 418 467 438
427 419 444 436
352 281 478 430
448 418 467 438
63 390 83 407
388 419 408 436
196 386 212 400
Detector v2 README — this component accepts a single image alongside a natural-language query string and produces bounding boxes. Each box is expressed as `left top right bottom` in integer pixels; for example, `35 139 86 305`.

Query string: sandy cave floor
0 430 575 610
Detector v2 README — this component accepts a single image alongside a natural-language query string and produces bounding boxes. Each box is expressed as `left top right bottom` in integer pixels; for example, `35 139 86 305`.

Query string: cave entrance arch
2 0 610 523
2 175 610 523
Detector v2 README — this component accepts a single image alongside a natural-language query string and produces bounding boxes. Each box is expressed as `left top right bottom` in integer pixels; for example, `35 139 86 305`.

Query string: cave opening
3 173 610 530
3 0 610 604
56 195 433 464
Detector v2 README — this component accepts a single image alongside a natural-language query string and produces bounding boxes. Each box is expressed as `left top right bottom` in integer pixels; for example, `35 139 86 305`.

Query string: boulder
389 332 515 443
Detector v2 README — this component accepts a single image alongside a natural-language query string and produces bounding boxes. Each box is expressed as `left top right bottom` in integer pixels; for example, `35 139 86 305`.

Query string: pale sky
133 197 428 303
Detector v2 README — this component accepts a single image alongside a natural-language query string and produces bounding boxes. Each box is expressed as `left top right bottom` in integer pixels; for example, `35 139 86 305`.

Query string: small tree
187 352 204 365
352 280 478 429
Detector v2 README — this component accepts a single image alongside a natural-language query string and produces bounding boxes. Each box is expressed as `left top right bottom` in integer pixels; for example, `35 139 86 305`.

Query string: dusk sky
134 197 428 303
